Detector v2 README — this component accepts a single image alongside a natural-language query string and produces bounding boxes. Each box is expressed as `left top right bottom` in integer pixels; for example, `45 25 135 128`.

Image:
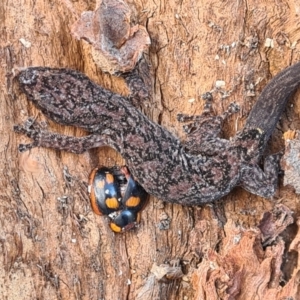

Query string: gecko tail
244 62 300 144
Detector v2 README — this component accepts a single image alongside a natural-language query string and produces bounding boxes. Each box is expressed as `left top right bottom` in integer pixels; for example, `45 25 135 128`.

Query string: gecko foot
18 143 37 152
219 102 240 121
240 152 283 199
14 118 42 152
227 102 240 114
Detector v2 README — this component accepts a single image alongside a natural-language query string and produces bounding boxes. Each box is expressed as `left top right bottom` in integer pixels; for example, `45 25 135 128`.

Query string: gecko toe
18 143 34 152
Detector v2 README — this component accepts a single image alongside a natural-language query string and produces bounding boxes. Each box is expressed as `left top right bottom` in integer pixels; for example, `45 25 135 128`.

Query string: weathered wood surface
1 0 300 299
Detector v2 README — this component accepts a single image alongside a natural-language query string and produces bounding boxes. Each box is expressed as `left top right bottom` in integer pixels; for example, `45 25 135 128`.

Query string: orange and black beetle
109 209 141 233
88 165 149 232
88 166 122 215
120 166 149 212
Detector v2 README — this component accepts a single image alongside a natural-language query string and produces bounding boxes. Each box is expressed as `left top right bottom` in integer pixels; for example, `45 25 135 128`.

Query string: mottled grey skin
14 63 300 205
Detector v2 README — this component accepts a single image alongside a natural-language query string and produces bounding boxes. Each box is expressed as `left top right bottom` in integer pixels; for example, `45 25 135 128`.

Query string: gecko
14 62 300 206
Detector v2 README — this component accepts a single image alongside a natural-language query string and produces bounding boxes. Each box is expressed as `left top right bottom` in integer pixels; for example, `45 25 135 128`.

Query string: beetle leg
120 165 131 180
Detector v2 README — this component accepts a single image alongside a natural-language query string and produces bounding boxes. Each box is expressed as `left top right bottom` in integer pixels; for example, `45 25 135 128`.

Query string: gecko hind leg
178 99 240 155
240 153 282 198
14 118 113 154
177 94 240 135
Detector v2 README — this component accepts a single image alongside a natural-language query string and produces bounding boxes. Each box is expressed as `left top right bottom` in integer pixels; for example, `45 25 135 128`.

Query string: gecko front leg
178 97 240 155
14 118 116 154
122 59 152 108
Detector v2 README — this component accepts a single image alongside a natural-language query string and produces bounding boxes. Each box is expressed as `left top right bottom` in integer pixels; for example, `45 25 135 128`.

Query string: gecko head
18 67 41 87
17 67 47 103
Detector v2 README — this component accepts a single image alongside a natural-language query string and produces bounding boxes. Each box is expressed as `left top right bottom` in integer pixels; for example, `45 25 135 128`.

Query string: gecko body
14 63 300 205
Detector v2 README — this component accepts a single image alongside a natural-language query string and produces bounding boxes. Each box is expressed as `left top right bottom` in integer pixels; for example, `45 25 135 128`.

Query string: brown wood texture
1 0 300 299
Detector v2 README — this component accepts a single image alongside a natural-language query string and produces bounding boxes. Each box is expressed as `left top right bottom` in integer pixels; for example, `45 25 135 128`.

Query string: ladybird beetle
120 166 149 212
109 210 141 233
88 166 122 215
89 165 148 232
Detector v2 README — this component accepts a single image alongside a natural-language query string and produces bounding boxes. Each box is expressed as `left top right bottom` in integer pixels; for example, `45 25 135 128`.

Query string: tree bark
1 0 300 299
